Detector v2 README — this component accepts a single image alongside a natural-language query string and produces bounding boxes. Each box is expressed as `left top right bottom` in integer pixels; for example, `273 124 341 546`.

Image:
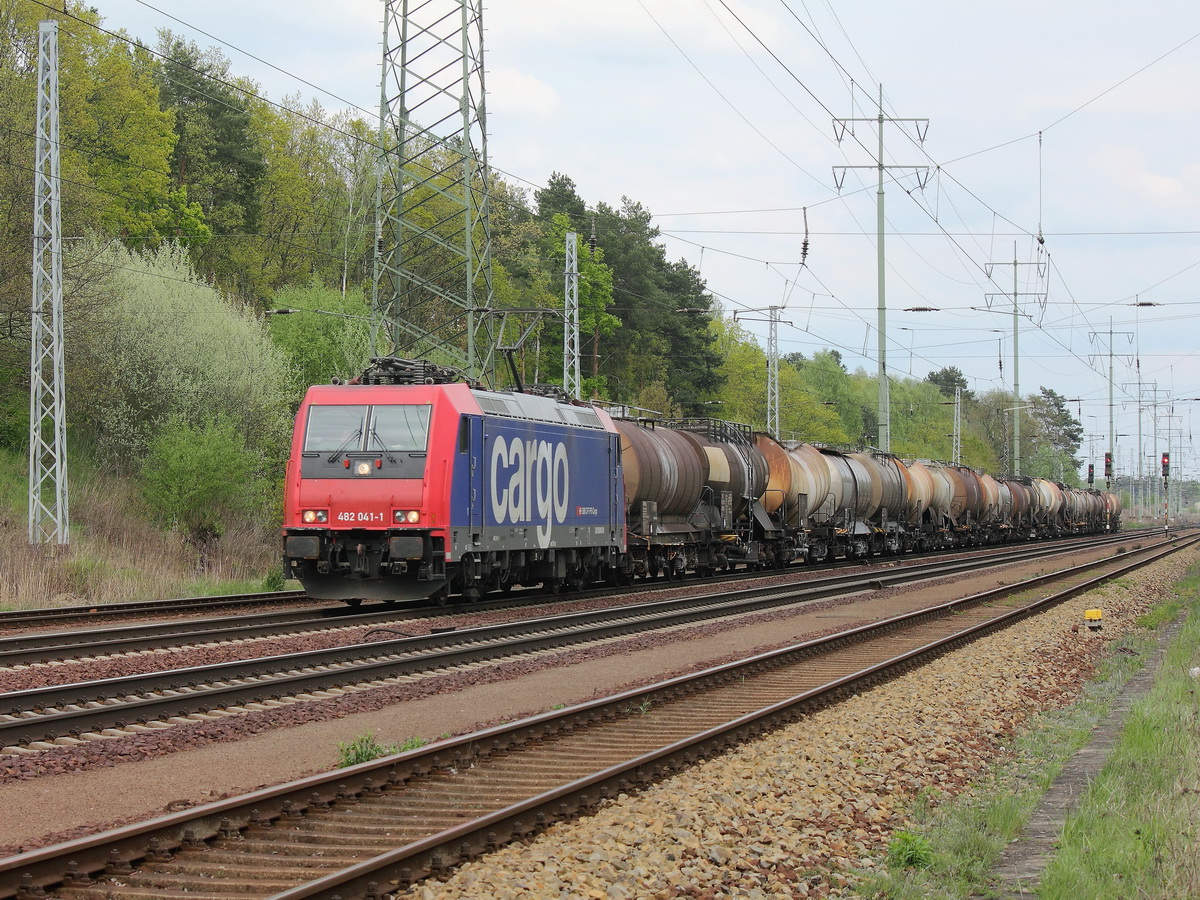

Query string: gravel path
0 540 1186 899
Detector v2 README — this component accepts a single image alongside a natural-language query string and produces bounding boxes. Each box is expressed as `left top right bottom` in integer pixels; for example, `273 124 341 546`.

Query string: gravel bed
0 540 1168 870
0 544 1128 785
400 548 1197 900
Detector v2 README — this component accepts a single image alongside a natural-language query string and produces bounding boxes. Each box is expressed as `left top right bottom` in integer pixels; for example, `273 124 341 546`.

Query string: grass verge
853 567 1199 900
0 447 284 610
1036 575 1200 899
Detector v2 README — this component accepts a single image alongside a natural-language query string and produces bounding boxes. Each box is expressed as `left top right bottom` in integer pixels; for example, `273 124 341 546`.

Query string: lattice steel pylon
373 0 494 381
766 306 780 439
563 232 580 399
28 20 69 546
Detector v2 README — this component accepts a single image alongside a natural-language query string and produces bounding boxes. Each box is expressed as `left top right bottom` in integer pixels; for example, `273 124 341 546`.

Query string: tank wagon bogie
282 358 1121 605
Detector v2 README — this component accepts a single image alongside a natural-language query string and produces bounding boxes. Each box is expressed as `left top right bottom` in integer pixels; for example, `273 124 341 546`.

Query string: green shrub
886 831 935 871
141 415 263 547
72 242 296 472
335 732 426 768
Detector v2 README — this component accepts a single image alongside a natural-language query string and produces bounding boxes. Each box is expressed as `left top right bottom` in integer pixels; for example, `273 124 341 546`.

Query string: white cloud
488 66 562 119
1091 146 1198 211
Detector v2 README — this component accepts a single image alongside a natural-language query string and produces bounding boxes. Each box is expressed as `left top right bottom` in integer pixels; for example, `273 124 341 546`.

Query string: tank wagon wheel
666 554 684 581
345 597 363 608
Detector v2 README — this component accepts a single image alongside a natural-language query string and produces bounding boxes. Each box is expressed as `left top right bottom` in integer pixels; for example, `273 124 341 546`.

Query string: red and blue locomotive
282 358 625 603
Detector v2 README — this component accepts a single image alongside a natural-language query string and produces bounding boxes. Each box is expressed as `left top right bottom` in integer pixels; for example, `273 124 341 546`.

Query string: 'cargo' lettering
490 436 570 547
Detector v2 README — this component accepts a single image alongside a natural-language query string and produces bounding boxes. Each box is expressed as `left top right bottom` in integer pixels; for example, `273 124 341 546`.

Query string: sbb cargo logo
489 436 569 547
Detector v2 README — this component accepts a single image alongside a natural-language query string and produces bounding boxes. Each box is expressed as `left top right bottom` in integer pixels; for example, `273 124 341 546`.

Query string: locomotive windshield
304 404 431 453
305 405 367 452
370 405 431 451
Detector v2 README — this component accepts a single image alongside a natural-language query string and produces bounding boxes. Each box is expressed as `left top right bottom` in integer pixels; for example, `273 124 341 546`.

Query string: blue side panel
468 414 484 532
447 405 627 560
446 414 620 550
449 416 477 531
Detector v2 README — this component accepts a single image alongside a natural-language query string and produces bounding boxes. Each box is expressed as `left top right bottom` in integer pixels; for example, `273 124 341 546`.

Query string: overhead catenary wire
17 0 1195 438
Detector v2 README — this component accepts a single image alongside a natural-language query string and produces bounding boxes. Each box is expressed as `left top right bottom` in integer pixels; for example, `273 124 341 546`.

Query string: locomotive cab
282 382 461 603
282 362 628 605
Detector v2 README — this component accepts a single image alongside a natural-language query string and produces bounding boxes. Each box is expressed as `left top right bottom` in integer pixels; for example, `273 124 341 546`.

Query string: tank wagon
282 358 1121 605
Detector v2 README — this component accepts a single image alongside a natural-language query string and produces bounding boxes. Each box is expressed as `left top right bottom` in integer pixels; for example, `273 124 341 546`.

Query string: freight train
281 357 1121 605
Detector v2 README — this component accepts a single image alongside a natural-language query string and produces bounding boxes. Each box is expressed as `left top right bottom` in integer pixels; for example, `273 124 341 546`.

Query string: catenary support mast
374 0 494 381
28 20 69 547
833 86 928 452
563 232 580 399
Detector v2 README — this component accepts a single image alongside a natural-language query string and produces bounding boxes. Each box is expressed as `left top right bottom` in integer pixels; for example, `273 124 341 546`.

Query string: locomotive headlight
302 509 329 524
393 509 420 524
354 461 372 476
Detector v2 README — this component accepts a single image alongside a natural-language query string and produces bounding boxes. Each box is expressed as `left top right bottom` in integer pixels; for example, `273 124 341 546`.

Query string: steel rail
0 530 1152 634
0 591 311 630
1 534 1191 900
0 535 1159 749
0 535 1170 749
0 529 1146 667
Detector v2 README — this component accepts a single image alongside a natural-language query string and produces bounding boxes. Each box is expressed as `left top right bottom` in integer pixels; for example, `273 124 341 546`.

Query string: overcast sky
90 0 1200 478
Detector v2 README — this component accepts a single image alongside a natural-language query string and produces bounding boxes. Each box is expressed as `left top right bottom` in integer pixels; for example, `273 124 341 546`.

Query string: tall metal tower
563 232 581 399
1088 319 1133 491
985 244 1045 476
28 20 69 546
766 306 780 438
734 306 786 437
833 86 929 453
374 0 494 380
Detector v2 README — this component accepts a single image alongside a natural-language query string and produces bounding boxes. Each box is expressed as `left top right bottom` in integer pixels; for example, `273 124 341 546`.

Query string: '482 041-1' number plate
336 511 385 523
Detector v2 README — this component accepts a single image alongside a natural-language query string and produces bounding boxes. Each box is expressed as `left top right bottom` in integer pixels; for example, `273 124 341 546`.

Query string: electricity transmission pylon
29 20 69 547
373 0 494 380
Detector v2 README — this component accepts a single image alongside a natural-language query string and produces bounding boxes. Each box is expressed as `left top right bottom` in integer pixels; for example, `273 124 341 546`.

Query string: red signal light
1162 452 1170 477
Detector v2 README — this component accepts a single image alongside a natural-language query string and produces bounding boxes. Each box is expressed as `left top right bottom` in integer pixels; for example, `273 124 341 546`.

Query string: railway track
0 531 1143 640
0 533 1157 753
1 532 1191 899
0 591 311 632
0 530 1144 669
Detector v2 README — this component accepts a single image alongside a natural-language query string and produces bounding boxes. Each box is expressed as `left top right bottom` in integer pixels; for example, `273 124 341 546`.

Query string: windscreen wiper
326 428 362 463
368 428 398 464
